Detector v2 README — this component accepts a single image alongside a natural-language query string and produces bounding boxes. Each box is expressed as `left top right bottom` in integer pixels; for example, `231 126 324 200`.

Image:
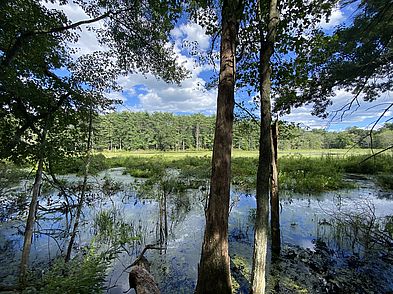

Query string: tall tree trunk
65 107 93 262
251 0 279 293
271 120 280 256
19 156 44 286
195 1 242 293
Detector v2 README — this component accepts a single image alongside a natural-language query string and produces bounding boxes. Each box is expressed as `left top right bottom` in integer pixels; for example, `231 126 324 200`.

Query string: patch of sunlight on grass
98 148 385 160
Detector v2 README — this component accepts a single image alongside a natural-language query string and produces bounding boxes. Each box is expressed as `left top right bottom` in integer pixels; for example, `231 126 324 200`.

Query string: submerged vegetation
0 150 392 292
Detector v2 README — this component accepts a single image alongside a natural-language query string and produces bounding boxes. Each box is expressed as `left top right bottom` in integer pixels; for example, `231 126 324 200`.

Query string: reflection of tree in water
136 170 206 247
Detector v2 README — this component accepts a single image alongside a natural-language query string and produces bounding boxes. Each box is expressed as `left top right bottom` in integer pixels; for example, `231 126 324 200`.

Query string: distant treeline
94 112 393 151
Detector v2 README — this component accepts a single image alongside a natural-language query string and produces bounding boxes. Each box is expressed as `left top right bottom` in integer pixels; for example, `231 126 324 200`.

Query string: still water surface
0 168 392 293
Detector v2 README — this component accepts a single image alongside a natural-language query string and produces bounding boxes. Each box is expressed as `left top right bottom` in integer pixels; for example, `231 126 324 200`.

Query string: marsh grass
376 174 393 190
50 154 109 175
48 150 393 195
100 151 393 194
278 156 351 193
341 154 393 174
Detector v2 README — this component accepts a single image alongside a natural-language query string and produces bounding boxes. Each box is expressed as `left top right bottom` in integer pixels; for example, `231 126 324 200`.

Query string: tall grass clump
278 156 349 193
231 157 258 190
376 174 393 190
341 154 393 174
50 154 109 175
340 154 393 190
120 156 166 178
173 155 211 180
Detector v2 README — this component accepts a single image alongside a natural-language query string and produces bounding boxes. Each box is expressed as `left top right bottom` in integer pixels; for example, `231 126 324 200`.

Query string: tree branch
235 101 260 126
1 8 131 67
360 145 393 163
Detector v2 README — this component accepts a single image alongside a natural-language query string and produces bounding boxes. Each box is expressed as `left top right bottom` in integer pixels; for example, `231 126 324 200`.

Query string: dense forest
95 112 393 151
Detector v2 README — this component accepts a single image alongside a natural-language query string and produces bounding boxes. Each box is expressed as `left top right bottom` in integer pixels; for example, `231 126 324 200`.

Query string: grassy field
99 148 389 159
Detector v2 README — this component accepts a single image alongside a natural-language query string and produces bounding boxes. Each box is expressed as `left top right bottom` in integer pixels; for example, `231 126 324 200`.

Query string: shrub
37 251 107 294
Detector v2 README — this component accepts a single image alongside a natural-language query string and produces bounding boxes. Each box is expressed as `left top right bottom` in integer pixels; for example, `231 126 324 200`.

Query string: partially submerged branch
125 243 165 294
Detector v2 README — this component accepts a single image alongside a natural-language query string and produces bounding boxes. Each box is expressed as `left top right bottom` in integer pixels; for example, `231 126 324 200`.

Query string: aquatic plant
320 198 393 256
376 174 393 190
93 208 142 248
49 154 109 175
36 248 107 294
341 154 393 175
278 156 349 193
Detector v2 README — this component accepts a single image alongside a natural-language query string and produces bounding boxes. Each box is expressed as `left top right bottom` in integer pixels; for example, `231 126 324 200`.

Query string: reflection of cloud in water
1 172 393 292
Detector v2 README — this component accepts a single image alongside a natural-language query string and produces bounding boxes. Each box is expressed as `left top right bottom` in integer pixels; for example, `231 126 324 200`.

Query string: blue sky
48 1 392 131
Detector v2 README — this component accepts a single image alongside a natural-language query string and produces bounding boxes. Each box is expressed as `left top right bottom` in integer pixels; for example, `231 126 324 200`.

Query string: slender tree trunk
271 120 280 256
65 107 93 262
19 156 44 286
195 1 242 293
251 0 279 293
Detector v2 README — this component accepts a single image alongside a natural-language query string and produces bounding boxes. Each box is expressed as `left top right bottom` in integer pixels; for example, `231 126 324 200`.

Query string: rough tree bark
128 244 163 294
195 1 242 293
251 0 279 293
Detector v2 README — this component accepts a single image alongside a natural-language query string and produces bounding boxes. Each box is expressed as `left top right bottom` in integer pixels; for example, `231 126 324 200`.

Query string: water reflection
0 169 392 293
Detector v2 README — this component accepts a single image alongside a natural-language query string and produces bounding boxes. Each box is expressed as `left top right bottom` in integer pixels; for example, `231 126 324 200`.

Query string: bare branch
235 101 260 126
360 145 393 164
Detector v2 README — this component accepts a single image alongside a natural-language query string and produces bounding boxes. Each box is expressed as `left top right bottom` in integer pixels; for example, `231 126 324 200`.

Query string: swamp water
1 168 393 293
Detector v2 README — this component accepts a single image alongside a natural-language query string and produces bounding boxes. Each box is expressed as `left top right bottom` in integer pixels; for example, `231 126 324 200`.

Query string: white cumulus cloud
318 7 345 29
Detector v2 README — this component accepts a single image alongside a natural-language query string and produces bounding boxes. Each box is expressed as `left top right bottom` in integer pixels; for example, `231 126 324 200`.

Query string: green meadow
100 148 388 159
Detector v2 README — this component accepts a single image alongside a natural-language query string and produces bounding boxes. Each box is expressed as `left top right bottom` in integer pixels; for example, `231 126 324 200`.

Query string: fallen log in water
128 244 164 294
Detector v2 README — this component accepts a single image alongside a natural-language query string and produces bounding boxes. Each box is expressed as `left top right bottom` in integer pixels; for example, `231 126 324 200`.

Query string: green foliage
376 174 393 190
123 156 166 178
341 154 393 174
102 152 392 194
232 157 258 190
94 110 393 152
0 161 27 194
94 209 141 246
277 0 393 116
279 156 350 193
50 154 109 175
94 210 115 240
174 156 211 180
231 255 251 293
37 251 107 294
94 112 216 152
0 0 114 166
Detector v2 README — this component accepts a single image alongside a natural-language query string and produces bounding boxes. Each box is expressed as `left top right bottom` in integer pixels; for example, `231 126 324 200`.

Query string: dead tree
127 244 164 294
